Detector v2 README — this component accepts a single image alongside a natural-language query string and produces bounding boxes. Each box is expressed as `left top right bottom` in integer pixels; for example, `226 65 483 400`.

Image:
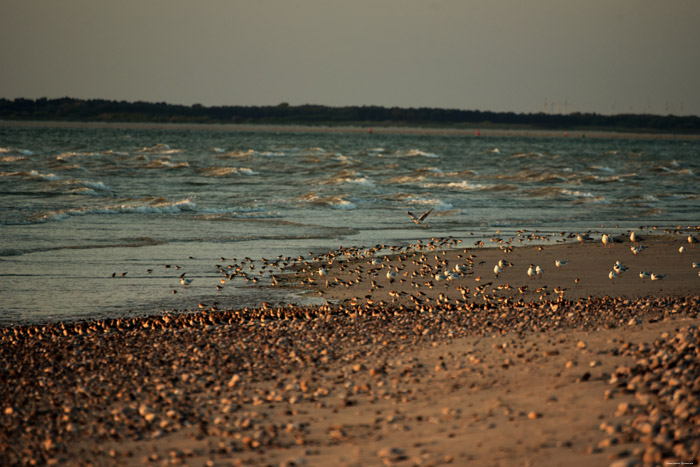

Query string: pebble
0 287 697 466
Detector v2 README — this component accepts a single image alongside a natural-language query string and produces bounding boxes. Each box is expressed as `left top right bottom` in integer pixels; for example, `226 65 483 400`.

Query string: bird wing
407 211 418 222
419 208 434 221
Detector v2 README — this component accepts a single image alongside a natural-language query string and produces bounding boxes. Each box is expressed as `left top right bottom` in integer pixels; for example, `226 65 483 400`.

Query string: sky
1 0 699 116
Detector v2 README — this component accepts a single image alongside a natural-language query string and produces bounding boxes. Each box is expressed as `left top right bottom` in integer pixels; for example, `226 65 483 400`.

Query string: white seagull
494 264 502 278
555 259 568 268
535 265 543 277
527 264 536 280
602 234 612 248
639 271 650 280
650 273 665 281
630 231 643 243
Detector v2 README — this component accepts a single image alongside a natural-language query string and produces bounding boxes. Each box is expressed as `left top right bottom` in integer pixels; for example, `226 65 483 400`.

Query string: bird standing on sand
408 208 434 225
639 271 650 280
555 259 568 268
650 273 665 281
527 264 536 280
689 235 697 246
493 264 502 278
602 234 612 248
535 265 543 277
630 231 643 243
609 270 618 281
180 277 193 286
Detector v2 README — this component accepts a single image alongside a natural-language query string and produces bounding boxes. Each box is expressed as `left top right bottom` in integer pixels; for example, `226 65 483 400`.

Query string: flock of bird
110 227 699 312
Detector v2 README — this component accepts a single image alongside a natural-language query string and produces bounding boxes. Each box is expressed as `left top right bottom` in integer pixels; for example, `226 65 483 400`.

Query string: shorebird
689 235 697 246
650 273 665 281
692 262 700 268
602 234 612 248
318 267 327 276
408 208 434 225
630 231 643 243
609 270 618 281
386 270 397 283
577 233 592 243
493 264 502 278
630 245 646 255
180 277 193 286
497 259 512 269
554 259 568 268
527 264 536 280
639 271 651 280
613 261 628 274
679 246 686 254
535 265 543 277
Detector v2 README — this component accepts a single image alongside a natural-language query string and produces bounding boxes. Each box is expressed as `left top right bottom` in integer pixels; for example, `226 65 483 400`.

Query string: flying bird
408 208 434 225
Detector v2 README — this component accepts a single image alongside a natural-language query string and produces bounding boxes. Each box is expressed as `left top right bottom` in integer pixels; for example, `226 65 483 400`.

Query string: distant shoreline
2 119 699 140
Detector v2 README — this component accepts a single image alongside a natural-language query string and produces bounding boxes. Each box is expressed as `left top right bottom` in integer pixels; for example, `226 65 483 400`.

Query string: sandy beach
2 231 699 466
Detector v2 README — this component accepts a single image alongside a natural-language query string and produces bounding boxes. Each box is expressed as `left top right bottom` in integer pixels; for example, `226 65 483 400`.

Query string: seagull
650 273 665 281
630 231 643 243
639 271 651 280
408 208 434 225
535 265 543 277
555 259 568 268
630 245 646 255
602 234 612 248
180 277 193 286
679 246 686 254
613 261 628 274
527 264 536 280
498 259 512 269
318 267 328 276
493 264 502 278
386 270 397 283
577 233 592 243
689 235 697 246
609 270 618 281
692 262 700 268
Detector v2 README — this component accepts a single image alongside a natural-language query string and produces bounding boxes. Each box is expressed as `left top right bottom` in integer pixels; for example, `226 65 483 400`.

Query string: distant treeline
1 97 699 133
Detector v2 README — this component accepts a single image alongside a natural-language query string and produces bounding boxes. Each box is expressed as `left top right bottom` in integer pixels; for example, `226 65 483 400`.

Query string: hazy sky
2 0 699 116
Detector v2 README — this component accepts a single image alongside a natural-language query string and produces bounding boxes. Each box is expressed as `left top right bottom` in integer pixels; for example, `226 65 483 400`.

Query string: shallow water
1 124 699 324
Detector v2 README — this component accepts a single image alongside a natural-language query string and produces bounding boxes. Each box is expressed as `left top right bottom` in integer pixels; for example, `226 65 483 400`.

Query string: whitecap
0 155 26 163
27 170 60 181
397 149 439 158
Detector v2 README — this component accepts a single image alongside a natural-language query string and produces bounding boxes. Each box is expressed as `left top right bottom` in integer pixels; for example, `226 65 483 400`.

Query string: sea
1 123 698 325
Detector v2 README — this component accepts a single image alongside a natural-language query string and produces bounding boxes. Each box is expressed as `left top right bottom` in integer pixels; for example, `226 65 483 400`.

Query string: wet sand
2 232 699 466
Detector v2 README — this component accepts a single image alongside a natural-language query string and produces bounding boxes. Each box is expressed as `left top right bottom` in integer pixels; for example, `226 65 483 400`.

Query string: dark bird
408 208 434 225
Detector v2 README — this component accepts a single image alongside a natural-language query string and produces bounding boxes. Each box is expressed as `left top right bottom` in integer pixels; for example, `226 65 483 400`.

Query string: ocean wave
55 151 100 161
385 174 425 185
144 157 190 169
295 192 356 209
199 166 258 177
0 147 35 156
407 196 453 210
395 149 439 158
139 143 182 154
0 155 27 163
